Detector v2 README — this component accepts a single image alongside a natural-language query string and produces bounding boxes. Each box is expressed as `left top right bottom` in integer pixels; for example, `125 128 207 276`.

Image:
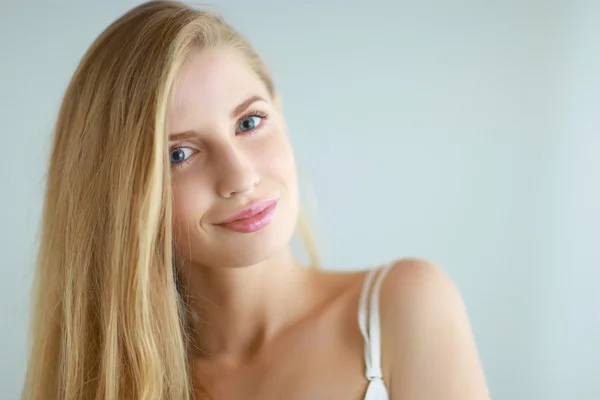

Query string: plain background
1 0 598 399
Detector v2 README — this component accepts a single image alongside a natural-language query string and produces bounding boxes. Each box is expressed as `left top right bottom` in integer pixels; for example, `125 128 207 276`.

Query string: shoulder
379 258 460 316
379 258 490 399
378 258 464 345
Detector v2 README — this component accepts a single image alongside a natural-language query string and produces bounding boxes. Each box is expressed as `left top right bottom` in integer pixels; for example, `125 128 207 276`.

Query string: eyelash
170 109 270 169
238 109 269 133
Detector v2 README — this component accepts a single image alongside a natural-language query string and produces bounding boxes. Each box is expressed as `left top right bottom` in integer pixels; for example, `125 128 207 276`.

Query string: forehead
168 48 269 133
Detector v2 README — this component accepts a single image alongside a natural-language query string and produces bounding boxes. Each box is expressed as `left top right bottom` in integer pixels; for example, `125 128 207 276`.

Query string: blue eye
237 115 263 133
169 147 194 165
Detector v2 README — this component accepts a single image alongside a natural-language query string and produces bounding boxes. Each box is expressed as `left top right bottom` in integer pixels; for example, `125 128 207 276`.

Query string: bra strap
358 263 394 380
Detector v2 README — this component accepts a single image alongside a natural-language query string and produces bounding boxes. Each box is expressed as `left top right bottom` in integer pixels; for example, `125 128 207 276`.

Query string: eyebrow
231 95 266 119
168 95 267 142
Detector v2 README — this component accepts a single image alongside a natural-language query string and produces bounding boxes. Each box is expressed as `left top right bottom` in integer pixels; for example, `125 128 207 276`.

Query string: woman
23 1 490 399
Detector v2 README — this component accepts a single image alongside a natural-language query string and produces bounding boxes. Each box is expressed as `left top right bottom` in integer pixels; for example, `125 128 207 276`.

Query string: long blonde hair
23 1 317 399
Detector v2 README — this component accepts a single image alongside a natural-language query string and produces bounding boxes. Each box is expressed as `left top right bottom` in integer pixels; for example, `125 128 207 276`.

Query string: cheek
258 133 297 188
171 174 212 231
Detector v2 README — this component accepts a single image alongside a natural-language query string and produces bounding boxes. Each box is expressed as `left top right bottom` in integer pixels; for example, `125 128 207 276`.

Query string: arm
381 259 490 399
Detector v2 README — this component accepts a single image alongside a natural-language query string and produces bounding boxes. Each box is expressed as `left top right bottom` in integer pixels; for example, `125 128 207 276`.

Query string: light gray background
1 1 598 399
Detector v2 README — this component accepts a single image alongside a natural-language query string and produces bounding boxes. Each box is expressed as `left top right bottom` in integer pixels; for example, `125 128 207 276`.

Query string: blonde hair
23 1 318 399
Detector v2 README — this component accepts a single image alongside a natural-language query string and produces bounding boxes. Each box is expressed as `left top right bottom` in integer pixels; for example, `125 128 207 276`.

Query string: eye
169 147 194 165
236 114 265 133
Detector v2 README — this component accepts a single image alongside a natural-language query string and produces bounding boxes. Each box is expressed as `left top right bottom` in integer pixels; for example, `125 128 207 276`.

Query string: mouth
215 196 279 233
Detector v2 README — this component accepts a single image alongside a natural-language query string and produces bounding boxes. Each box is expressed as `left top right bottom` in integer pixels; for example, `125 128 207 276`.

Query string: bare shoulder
378 258 464 342
379 258 459 312
379 258 490 400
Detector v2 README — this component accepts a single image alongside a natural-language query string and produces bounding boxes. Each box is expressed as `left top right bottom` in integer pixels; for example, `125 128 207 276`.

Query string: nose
216 146 260 198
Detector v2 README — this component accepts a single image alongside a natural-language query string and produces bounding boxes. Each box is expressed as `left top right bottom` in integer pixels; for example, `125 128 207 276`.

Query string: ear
272 92 283 112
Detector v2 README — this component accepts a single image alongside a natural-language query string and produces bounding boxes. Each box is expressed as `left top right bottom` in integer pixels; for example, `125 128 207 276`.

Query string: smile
215 197 279 233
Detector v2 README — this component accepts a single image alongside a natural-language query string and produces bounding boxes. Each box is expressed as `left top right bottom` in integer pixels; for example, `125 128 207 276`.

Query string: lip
215 197 279 233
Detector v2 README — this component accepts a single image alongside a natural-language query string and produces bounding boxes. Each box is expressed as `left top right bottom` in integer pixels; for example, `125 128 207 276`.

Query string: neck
180 249 317 361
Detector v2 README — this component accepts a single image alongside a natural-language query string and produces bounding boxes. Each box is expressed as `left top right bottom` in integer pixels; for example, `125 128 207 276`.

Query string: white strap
358 268 377 377
368 263 392 378
358 263 393 380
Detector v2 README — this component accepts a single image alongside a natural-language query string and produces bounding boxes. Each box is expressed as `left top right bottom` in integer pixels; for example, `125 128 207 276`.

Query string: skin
167 47 490 400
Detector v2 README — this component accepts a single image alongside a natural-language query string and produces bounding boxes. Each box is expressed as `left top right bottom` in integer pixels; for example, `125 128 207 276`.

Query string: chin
175 194 299 269
210 226 295 268
192 209 298 268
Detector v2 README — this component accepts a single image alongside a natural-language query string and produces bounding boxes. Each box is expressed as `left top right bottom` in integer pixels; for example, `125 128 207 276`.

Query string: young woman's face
167 48 299 268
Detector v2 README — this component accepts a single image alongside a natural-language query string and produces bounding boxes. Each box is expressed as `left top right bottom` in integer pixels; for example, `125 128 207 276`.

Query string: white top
358 263 393 400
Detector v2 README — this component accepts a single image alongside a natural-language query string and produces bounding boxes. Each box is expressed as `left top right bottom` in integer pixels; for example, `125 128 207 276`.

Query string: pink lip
216 197 279 233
